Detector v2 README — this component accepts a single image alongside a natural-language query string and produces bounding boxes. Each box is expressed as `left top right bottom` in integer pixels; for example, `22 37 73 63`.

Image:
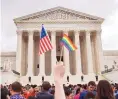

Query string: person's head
111 84 115 91
85 92 95 99
22 87 27 93
1 88 8 99
34 86 40 94
10 81 22 95
96 80 114 99
64 87 73 99
42 81 51 91
115 84 118 91
76 88 80 95
29 87 35 93
51 85 55 90
88 81 96 91
50 89 55 95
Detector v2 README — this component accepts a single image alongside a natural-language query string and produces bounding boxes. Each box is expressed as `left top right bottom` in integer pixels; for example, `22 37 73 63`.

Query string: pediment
14 7 104 22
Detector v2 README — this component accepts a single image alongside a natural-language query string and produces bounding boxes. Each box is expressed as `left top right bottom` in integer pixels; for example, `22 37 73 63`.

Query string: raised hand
54 62 65 82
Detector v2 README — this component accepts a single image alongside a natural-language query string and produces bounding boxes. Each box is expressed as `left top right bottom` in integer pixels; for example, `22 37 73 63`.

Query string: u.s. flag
39 25 53 55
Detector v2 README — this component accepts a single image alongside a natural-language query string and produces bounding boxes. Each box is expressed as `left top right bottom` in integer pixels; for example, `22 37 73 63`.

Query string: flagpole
60 46 64 62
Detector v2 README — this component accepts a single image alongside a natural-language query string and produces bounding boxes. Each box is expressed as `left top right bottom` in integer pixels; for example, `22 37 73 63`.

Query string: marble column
63 31 70 75
95 31 103 73
85 31 94 73
27 31 34 76
16 30 23 76
51 31 56 75
74 31 82 75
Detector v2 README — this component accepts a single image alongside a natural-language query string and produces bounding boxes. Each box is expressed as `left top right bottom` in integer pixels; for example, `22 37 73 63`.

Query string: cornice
14 7 104 23
15 20 103 24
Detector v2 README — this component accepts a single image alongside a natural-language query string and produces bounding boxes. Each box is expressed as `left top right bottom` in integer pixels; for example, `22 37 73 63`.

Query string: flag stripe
43 36 50 50
42 38 48 51
45 36 51 49
61 41 70 51
40 40 45 53
60 34 77 51
39 25 53 54
46 36 53 49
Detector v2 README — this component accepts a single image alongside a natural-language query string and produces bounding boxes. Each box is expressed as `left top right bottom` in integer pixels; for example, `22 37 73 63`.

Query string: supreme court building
14 7 104 84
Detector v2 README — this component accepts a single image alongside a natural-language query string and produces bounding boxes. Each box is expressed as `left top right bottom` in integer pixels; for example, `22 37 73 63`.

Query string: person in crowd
114 84 118 97
64 87 73 99
10 81 24 99
72 85 78 95
34 86 40 96
116 93 118 99
79 81 96 99
74 88 80 99
84 92 95 99
26 86 36 99
35 81 54 99
96 80 115 99
80 84 87 92
50 89 55 95
1 87 10 99
22 86 28 98
49 85 55 94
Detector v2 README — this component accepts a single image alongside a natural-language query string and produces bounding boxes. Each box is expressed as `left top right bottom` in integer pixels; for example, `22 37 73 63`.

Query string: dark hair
82 84 87 90
96 80 114 99
88 81 96 86
77 84 82 87
76 88 80 95
1 88 8 99
85 92 95 99
50 89 55 95
115 84 118 90
11 81 22 92
64 87 72 96
42 81 51 91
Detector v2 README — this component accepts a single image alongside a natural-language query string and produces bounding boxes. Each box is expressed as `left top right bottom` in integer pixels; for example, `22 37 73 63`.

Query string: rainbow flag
60 34 77 51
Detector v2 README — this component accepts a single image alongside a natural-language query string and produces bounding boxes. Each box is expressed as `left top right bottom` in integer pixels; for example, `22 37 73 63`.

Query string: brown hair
96 80 114 99
88 81 96 86
42 81 51 91
11 81 22 92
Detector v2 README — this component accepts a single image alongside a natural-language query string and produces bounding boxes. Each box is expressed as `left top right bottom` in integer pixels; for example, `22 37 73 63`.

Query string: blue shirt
10 94 24 99
116 94 118 99
114 90 118 96
36 91 54 99
79 90 96 99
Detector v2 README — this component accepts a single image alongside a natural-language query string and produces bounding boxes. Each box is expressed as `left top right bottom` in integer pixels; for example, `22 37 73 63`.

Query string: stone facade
1 7 118 84
1 51 118 84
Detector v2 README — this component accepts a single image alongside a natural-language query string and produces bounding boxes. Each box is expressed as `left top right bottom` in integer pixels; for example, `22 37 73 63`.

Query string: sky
1 0 118 52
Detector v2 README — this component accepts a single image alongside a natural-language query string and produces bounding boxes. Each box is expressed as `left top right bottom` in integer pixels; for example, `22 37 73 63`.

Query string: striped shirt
10 94 25 99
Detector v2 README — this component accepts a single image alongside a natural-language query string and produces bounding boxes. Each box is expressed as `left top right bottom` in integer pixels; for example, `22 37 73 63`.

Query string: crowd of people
1 64 118 99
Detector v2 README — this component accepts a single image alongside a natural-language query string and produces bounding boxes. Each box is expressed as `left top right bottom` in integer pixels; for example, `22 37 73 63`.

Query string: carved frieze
0 57 16 72
21 10 97 21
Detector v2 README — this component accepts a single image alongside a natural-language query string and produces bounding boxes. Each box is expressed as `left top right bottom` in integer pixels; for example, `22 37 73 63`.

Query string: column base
17 74 104 85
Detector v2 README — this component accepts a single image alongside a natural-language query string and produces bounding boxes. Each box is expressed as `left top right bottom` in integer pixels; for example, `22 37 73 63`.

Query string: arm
54 62 66 99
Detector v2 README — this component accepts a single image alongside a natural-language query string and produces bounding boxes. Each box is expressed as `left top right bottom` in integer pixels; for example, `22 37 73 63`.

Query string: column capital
16 30 23 35
50 30 56 36
27 30 34 35
85 31 91 36
74 30 81 35
96 30 102 36
63 29 69 33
